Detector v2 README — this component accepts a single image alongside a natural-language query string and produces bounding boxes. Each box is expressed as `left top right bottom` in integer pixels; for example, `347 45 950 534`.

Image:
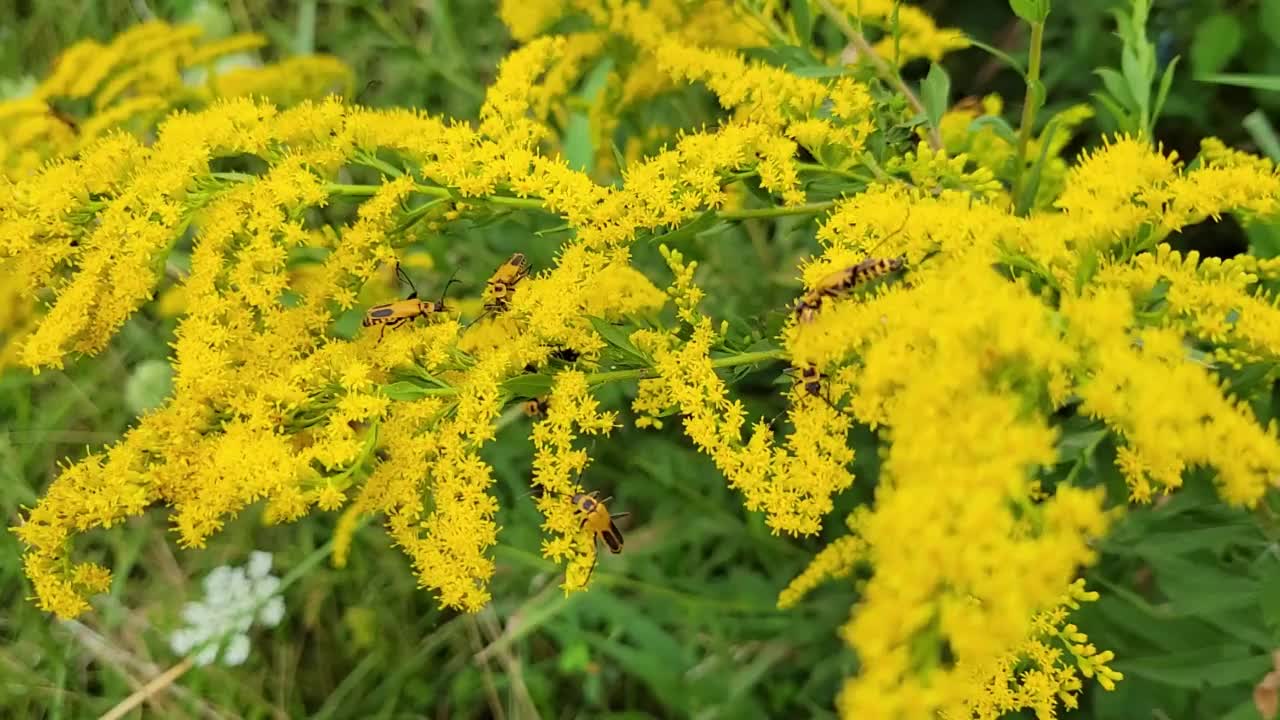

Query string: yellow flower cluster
530 371 618 590
0 19 351 178
947 580 1122 718
939 95 1095 209
830 0 971 64
0 21 353 368
776 133 1280 715
9 5 1280 717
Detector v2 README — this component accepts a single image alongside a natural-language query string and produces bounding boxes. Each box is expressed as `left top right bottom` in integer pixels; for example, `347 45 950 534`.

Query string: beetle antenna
436 267 461 308
395 262 419 299
461 309 491 332
860 205 912 259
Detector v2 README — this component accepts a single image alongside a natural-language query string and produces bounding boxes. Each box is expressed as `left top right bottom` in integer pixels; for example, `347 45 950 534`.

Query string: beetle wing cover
601 521 623 553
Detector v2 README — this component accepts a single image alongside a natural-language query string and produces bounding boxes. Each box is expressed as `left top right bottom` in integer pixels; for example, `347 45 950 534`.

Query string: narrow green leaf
1009 0 1044 23
587 316 646 361
1264 0 1280 47
1151 55 1180 129
1244 109 1280 162
791 0 812 49
1121 45 1152 114
1260 570 1280 633
1190 13 1245 77
611 142 628 174
379 381 436 401
1015 116 1058 215
964 37 1027 78
563 58 614 173
968 115 1019 145
1092 91 1134 131
1074 247 1100 294
500 373 554 398
647 210 718 244
1097 67 1138 110
1115 647 1271 689
1196 72 1280 92
920 63 951 134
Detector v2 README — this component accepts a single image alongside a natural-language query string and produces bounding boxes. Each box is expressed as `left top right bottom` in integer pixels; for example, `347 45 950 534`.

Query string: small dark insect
550 347 580 363
524 397 548 418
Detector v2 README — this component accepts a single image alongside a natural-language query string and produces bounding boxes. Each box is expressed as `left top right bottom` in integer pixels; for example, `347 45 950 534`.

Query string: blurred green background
3 1 1280 718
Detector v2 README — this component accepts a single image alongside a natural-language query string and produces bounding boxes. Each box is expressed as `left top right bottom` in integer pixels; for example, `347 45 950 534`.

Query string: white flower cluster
169 551 286 667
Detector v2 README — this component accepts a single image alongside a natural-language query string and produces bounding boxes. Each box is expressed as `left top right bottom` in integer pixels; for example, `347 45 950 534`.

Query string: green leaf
1151 55 1180 130
1015 115 1058 215
1265 0 1280 48
1009 0 1047 23
967 115 1019 145
647 210 718 245
1121 45 1152 114
1247 218 1280 259
791 0 812 49
587 316 646 361
1114 647 1272 689
563 57 615 173
1197 72 1280 92
789 65 856 79
1075 246 1100 293
1260 570 1280 634
557 641 592 674
1244 108 1280 162
379 381 437 401
1148 554 1259 615
125 360 173 414
1121 524 1261 557
1097 67 1137 110
1190 13 1244 77
920 63 951 134
611 142 627 174
965 37 1026 78
500 373 553 398
1092 91 1134 132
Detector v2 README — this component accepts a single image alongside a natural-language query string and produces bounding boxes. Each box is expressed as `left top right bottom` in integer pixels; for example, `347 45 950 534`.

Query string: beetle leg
584 538 599 585
377 324 386 344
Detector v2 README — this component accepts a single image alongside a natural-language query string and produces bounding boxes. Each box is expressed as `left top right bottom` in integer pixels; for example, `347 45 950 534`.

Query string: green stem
586 348 787 386
326 182 545 211
719 201 835 220
326 181 830 221
795 162 874 182
386 348 787 399
1013 20 1045 207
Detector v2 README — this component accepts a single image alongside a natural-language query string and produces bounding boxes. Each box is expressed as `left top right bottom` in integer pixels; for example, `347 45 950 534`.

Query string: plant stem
386 348 787 399
99 656 195 720
585 348 788 386
816 0 942 150
796 162 874 182
719 201 836 220
326 183 831 220
326 182 543 211
1012 19 1045 209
